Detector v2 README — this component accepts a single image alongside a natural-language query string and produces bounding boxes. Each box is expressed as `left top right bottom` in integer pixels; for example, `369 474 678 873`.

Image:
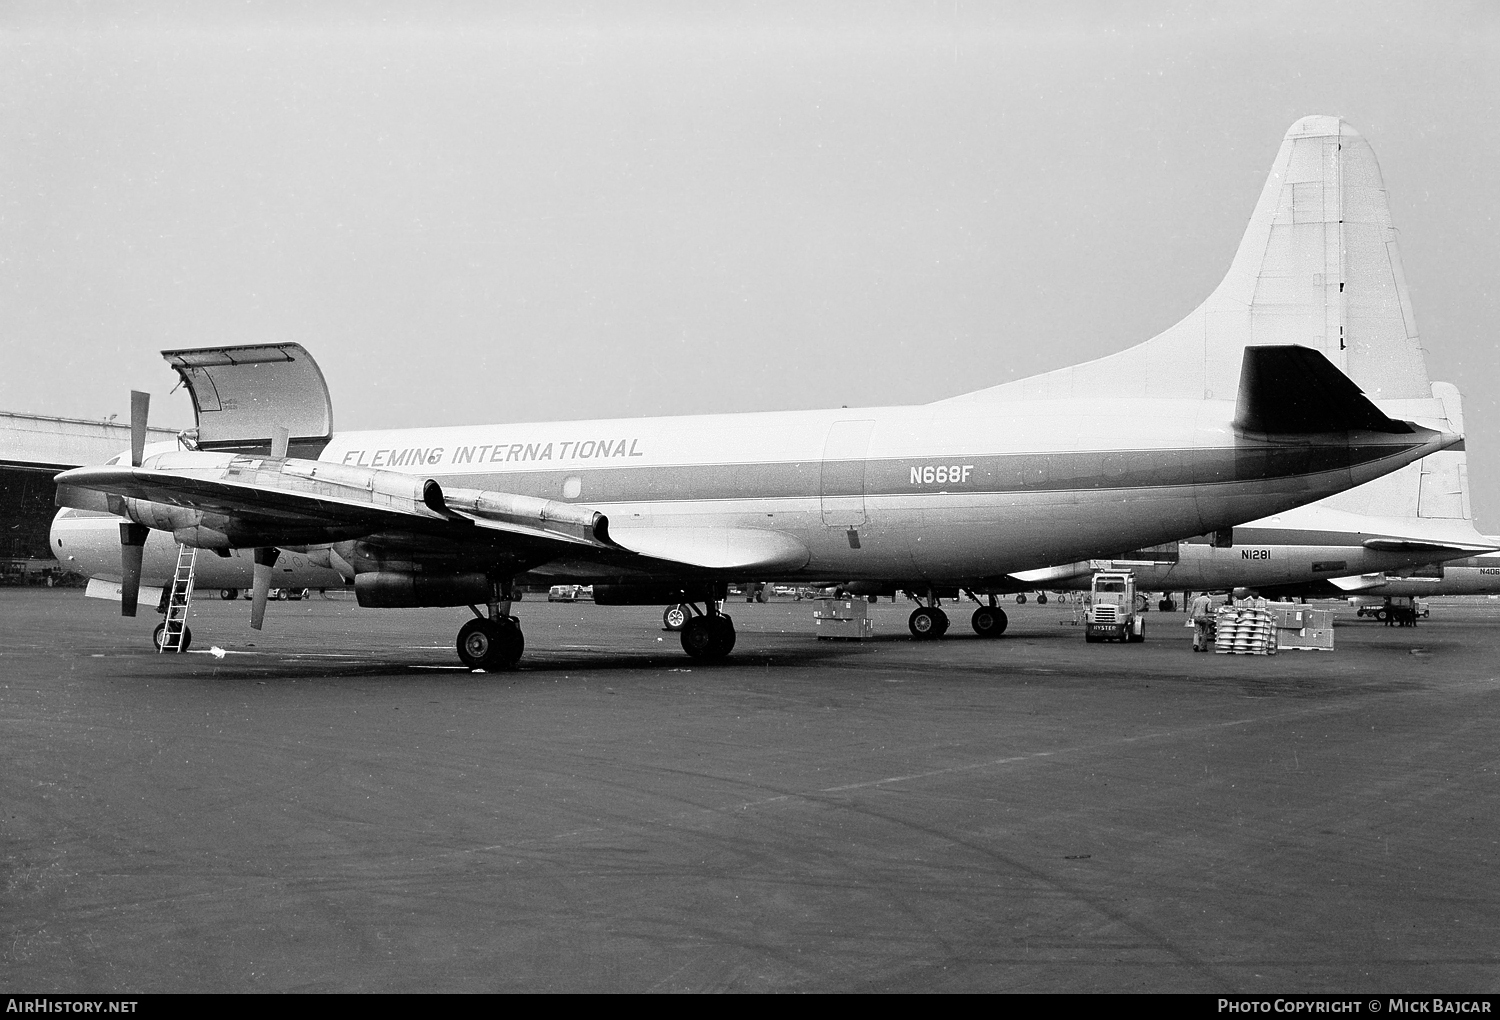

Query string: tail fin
944 116 1430 404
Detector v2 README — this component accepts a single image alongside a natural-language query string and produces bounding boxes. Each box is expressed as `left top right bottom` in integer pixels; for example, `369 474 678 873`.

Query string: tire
908 607 942 639
457 618 524 670
1015 593 1027 604
1374 609 1389 623
1158 598 1176 612
220 589 238 601
971 606 1008 638
1128 621 1146 643
662 604 689 631
152 622 192 653
1037 593 1048 605
681 615 735 660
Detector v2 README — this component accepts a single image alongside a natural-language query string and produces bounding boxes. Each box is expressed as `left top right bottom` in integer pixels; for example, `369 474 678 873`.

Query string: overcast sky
3 2 1498 521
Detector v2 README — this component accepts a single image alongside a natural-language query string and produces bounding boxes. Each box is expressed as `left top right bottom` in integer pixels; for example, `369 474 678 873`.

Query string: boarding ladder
159 544 197 653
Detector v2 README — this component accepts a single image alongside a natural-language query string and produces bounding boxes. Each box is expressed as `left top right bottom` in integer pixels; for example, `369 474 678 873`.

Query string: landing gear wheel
662 604 688 631
1015 593 1027 604
908 607 945 639
971 606 1008 638
1159 598 1176 612
151 622 192 653
457 617 525 670
681 615 736 660
1037 593 1048 605
220 588 238 601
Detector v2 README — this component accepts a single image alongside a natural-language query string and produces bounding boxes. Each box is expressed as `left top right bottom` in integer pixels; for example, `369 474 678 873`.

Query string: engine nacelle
354 571 491 608
592 582 726 606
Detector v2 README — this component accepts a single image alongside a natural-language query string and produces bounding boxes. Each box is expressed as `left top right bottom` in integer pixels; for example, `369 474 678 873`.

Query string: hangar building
1 411 179 582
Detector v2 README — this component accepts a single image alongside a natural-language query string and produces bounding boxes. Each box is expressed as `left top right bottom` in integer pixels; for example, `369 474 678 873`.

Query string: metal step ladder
159 544 197 653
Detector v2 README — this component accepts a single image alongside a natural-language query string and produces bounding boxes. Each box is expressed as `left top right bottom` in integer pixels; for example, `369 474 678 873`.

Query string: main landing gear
907 590 1008 640
458 582 525 670
908 604 949 639
678 603 736 661
969 594 1008 639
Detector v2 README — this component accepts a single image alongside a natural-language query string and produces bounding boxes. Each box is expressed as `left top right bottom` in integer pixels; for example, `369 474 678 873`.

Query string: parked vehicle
1084 571 1145 643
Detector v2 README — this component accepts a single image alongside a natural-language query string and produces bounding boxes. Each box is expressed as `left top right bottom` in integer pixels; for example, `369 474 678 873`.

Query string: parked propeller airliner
52 116 1460 668
1340 547 1500 602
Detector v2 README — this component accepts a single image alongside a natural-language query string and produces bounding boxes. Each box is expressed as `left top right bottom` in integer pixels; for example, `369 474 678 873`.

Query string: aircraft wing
1361 538 1496 554
54 455 614 550
57 464 442 530
54 454 810 573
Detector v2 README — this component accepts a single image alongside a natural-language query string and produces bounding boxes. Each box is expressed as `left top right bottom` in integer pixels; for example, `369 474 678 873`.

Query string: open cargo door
164 344 333 458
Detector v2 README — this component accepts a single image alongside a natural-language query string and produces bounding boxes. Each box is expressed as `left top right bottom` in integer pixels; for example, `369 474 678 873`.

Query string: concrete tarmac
2 589 1498 992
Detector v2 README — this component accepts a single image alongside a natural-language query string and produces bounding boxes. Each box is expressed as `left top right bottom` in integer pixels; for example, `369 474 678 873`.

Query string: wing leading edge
53 452 809 574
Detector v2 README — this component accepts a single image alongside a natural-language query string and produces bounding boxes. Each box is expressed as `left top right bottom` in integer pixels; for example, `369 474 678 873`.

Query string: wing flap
1009 560 1094 585
1328 573 1389 592
607 526 810 572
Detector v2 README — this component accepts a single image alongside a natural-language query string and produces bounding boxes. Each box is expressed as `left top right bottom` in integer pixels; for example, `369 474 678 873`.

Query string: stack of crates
813 597 874 640
1267 603 1335 651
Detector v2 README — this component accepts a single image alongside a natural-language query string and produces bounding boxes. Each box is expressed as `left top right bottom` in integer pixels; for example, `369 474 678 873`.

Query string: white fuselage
1068 539 1474 594
52 395 1447 589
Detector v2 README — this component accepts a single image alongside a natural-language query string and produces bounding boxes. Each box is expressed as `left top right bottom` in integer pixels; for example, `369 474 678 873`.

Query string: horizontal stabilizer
1328 573 1389 592
1233 346 1413 434
608 527 810 572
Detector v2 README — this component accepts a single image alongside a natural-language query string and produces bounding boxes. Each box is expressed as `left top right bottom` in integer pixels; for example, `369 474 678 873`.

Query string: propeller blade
119 522 148 617
130 391 150 467
270 426 289 460
250 547 280 630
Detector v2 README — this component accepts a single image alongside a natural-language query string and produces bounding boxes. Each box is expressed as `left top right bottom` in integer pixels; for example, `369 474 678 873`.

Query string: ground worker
1190 592 1215 652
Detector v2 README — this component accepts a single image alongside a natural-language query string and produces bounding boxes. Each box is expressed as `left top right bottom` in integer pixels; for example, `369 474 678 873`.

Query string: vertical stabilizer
944 116 1430 405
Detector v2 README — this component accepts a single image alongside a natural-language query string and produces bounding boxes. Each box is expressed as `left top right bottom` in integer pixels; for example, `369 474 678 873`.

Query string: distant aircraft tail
1317 382 1472 521
946 116 1433 407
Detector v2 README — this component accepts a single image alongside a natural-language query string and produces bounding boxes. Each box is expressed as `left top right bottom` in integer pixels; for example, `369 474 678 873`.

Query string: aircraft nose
48 508 76 565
